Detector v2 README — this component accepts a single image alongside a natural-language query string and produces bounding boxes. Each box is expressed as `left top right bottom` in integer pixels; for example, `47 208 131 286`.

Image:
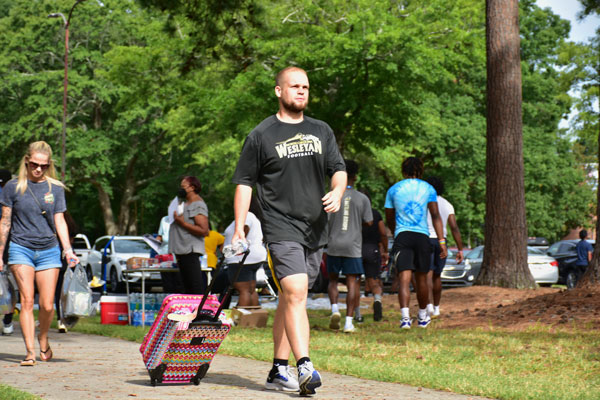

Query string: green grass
20 309 600 400
0 384 41 400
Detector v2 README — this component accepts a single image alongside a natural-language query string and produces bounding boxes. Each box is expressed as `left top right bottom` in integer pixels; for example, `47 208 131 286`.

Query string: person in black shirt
361 205 389 321
232 66 346 395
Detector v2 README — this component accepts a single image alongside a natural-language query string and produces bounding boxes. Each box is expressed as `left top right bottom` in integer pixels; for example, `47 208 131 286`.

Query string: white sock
331 304 339 314
401 307 410 319
426 303 434 315
434 305 440 314
374 294 382 302
344 316 353 328
418 308 428 320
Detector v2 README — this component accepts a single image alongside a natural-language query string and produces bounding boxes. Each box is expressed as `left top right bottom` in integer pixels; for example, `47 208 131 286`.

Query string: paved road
0 324 491 399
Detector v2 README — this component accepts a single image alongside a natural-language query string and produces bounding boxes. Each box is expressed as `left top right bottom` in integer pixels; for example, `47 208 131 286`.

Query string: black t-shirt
362 208 383 246
232 115 345 249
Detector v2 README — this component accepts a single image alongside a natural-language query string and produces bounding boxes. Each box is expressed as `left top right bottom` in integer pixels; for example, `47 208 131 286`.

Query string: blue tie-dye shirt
384 179 437 237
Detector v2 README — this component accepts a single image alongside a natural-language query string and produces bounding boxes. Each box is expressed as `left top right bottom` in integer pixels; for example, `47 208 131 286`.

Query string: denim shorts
8 242 62 271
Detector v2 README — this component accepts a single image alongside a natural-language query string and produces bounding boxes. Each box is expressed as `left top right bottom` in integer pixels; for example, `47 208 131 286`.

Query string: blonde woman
0 141 79 366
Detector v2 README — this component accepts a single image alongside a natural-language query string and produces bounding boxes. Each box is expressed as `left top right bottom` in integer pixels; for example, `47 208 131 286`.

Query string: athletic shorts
327 256 364 276
268 241 322 288
226 262 262 283
390 231 432 274
429 238 447 274
8 242 62 271
362 243 382 279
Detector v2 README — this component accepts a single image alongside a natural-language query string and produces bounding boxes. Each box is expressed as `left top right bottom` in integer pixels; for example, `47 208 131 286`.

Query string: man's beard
281 97 307 113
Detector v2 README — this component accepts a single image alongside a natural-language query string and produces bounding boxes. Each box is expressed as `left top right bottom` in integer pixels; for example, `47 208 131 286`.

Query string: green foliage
0 0 595 243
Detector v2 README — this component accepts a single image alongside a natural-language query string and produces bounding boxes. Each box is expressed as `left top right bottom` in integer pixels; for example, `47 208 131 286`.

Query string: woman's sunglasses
27 161 50 171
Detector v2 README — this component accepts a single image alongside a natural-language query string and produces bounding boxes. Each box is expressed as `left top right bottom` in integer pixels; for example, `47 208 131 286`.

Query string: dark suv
546 240 594 289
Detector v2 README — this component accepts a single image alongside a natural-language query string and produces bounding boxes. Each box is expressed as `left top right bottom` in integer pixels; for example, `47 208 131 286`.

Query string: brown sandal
20 358 36 366
40 347 53 362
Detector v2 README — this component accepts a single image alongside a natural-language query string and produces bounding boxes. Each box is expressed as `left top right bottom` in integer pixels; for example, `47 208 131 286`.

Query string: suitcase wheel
192 377 200 386
151 378 157 387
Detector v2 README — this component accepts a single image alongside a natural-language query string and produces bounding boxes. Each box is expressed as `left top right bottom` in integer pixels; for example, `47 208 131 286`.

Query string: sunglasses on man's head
27 161 50 171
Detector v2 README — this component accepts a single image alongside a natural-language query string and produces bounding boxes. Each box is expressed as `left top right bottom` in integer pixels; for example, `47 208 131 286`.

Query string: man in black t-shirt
232 66 346 396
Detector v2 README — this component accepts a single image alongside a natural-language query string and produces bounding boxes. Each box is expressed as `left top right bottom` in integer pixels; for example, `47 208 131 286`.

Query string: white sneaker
297 361 322 396
343 324 356 333
58 321 68 333
329 312 341 330
265 365 299 392
2 322 13 335
400 317 412 329
432 308 441 319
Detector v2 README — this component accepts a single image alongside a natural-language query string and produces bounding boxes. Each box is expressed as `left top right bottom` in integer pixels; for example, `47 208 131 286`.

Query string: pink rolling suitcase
139 293 230 385
139 250 249 386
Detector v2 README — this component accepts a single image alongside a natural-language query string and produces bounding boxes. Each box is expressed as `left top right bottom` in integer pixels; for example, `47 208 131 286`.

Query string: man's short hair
344 159 358 179
580 229 588 240
401 157 424 179
425 176 444 196
275 66 307 86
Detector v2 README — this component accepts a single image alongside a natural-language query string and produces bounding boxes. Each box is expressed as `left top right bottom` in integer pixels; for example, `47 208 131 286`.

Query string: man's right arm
232 185 252 243
385 208 396 238
0 206 12 271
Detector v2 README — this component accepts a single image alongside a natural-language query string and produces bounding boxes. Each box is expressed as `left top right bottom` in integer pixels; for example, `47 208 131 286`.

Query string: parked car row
76 232 593 293
441 239 595 288
441 246 559 287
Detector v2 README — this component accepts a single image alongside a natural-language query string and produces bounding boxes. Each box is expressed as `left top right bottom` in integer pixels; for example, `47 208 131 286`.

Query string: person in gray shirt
0 141 79 366
326 160 373 333
168 176 209 294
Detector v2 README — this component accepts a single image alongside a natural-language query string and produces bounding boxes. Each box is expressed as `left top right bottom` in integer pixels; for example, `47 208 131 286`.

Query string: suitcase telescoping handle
192 249 250 323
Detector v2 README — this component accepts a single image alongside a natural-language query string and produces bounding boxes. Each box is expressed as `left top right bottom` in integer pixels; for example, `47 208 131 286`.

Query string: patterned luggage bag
139 293 231 386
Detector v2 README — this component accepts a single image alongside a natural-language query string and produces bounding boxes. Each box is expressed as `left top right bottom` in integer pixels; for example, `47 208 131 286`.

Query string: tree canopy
0 0 596 245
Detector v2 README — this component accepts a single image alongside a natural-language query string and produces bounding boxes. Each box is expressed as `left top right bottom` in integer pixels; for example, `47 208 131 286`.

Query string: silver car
87 236 155 292
442 245 559 286
441 248 480 286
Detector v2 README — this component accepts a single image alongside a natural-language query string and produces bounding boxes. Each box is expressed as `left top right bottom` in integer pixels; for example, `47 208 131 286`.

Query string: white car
87 236 155 292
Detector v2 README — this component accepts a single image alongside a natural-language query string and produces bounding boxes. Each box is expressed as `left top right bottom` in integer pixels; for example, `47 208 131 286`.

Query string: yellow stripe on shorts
267 248 282 293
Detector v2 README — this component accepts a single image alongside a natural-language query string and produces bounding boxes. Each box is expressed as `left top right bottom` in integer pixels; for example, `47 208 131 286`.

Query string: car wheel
110 268 124 293
566 271 578 289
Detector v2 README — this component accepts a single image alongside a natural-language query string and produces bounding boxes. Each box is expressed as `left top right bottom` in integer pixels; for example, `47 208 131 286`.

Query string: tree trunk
577 105 600 288
90 179 119 236
117 146 140 234
477 0 535 288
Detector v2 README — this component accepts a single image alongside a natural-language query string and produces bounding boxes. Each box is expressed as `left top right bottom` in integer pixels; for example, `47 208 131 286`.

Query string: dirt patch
374 285 600 331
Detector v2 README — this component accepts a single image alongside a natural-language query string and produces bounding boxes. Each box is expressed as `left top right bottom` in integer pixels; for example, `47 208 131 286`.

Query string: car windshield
73 238 88 250
527 247 545 255
114 239 151 254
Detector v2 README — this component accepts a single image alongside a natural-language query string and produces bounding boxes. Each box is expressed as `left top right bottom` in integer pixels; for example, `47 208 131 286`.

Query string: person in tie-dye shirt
384 157 446 329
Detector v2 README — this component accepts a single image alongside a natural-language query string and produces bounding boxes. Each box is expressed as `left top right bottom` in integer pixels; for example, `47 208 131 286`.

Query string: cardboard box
231 306 269 328
100 295 129 325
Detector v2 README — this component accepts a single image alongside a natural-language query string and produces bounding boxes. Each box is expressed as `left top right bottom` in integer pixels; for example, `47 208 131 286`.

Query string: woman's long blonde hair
16 141 64 194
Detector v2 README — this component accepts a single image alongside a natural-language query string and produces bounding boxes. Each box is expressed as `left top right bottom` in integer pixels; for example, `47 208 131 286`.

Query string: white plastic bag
63 264 93 317
0 271 12 315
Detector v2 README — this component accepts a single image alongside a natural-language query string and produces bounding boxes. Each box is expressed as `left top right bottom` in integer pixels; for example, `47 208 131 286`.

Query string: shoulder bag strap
27 182 56 235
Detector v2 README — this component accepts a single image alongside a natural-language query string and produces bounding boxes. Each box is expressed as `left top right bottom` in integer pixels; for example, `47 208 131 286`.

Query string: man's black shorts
362 243 382 279
429 238 447 274
391 231 432 274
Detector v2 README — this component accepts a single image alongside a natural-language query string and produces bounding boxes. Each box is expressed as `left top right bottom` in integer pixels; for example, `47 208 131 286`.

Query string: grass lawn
0 383 41 400
62 307 600 400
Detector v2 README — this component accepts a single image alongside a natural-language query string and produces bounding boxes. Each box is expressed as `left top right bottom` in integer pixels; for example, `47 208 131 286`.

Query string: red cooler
100 295 129 325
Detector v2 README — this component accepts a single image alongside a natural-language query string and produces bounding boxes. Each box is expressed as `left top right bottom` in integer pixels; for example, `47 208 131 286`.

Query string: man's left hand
322 189 343 213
